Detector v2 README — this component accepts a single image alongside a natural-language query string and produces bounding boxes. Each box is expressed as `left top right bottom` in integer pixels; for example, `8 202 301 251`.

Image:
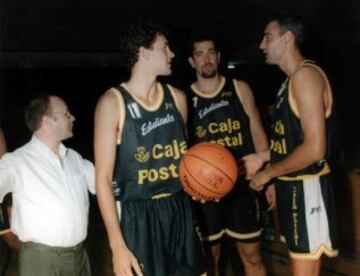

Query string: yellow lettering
138 170 149 185
209 122 218 133
152 144 163 159
137 164 180 184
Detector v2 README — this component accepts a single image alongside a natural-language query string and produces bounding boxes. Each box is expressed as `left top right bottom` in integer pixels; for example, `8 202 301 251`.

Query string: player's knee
241 251 263 267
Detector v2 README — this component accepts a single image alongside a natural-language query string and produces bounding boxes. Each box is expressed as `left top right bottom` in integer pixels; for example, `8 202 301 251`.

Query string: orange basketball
179 142 238 201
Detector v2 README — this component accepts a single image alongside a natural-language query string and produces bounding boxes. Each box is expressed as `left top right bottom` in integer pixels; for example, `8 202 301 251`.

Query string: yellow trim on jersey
121 82 164 112
190 76 226 98
225 228 263 240
151 193 173 200
277 162 331 181
204 229 226 242
233 79 249 116
167 84 180 111
289 244 339 260
0 229 11 235
288 61 333 118
108 88 126 145
203 228 263 242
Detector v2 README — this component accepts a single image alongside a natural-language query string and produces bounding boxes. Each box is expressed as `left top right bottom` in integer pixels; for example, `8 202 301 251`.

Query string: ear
188 57 195 68
39 115 52 130
139 46 149 61
284 31 295 45
217 52 221 64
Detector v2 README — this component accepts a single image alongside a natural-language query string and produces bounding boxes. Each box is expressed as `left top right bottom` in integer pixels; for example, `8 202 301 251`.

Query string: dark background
1 0 360 257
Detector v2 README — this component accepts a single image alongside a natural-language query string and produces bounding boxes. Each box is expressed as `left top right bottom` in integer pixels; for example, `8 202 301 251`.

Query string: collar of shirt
30 135 68 161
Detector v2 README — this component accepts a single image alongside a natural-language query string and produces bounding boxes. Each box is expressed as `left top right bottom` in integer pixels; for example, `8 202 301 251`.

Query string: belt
21 241 84 253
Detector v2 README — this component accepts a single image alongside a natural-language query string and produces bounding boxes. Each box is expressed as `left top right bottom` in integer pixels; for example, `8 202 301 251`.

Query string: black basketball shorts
120 191 205 276
275 173 338 259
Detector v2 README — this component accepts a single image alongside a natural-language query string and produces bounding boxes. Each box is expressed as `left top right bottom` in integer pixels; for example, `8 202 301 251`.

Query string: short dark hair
269 13 305 47
25 94 51 132
121 21 168 71
188 32 219 57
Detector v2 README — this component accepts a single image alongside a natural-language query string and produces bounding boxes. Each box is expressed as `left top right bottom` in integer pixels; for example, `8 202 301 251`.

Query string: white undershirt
0 135 95 247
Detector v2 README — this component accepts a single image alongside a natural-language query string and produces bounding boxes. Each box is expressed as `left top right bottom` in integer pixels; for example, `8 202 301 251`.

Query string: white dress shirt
0 135 95 247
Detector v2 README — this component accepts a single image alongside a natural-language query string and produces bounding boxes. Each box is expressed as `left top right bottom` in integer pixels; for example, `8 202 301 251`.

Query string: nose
70 113 76 122
168 47 175 59
259 38 266 50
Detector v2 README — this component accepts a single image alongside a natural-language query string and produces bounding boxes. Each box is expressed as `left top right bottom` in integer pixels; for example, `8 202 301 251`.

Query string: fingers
249 182 264 191
192 196 220 203
131 258 144 276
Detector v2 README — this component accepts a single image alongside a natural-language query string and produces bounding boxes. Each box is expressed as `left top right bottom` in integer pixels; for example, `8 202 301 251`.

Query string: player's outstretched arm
94 91 143 276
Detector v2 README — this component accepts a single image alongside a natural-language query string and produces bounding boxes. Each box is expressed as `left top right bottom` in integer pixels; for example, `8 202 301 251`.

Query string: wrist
263 165 274 180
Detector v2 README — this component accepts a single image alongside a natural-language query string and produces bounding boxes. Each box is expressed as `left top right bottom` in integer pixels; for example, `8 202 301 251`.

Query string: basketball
179 142 238 201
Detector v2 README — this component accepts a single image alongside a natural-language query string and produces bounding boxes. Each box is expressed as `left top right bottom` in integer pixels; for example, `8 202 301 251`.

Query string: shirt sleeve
82 159 95 195
0 155 16 202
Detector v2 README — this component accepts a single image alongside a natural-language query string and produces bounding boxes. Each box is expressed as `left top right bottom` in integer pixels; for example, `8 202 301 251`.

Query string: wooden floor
3 200 360 276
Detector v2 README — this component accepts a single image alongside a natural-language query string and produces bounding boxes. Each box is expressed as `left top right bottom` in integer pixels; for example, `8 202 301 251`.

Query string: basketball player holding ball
187 34 269 276
95 22 204 276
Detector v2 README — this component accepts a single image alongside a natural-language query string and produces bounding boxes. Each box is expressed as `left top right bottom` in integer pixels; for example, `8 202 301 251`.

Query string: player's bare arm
250 67 327 190
94 91 143 276
236 80 269 152
236 81 269 178
171 86 188 124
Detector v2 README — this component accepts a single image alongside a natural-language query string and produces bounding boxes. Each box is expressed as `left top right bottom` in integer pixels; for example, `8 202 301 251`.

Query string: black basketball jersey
112 83 187 202
187 76 255 160
270 61 337 179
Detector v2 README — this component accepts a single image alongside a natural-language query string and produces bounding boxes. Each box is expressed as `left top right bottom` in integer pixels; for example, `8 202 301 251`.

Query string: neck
34 132 61 156
279 50 305 77
126 70 158 102
195 74 222 94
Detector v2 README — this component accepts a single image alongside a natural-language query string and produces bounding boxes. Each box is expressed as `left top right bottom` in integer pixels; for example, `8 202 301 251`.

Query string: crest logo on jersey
220 91 232 97
165 102 174 110
127 103 142 119
134 146 150 163
195 126 207 138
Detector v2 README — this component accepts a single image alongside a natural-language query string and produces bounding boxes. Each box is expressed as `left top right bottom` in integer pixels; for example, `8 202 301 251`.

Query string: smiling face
146 34 175 76
48 96 75 141
189 40 220 79
259 21 287 65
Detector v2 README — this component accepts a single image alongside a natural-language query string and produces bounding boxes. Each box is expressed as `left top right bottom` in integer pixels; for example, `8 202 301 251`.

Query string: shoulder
166 84 187 102
233 79 253 94
291 65 325 87
97 88 121 107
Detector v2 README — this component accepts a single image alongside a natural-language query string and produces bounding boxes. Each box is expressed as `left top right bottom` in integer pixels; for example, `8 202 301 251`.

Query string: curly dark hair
25 94 51 132
121 21 168 71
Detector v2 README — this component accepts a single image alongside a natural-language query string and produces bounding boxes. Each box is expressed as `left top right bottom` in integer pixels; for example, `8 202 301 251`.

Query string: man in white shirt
0 95 95 276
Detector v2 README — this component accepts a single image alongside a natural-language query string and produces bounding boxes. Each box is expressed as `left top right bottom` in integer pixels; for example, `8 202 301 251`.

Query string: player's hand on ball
191 196 220 203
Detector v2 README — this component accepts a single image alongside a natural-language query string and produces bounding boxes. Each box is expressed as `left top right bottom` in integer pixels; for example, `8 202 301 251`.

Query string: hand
249 170 271 191
113 246 143 276
242 153 266 180
265 184 276 211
